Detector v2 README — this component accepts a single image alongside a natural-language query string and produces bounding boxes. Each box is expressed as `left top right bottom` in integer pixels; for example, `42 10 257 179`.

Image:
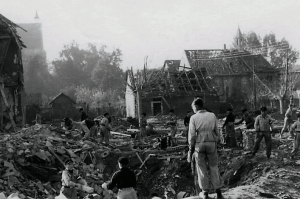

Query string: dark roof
48 93 76 105
184 49 277 76
17 23 43 51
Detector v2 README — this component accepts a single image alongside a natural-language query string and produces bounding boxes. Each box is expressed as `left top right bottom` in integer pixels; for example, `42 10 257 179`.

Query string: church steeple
236 26 244 52
34 11 39 19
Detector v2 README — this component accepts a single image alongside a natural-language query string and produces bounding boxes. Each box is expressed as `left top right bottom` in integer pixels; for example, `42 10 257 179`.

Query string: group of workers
187 99 300 199
63 108 112 145
57 100 300 199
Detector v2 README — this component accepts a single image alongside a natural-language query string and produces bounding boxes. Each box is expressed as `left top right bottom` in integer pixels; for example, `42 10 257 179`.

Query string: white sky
1 0 300 70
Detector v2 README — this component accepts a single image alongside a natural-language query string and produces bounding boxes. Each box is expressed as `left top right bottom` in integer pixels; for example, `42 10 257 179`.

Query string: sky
1 0 300 70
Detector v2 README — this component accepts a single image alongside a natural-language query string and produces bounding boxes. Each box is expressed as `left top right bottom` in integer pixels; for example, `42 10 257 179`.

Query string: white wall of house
125 75 136 118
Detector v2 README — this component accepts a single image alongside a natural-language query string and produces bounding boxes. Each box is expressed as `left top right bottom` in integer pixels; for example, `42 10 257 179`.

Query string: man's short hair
242 108 247 113
227 107 233 111
187 110 191 113
64 159 73 165
193 98 203 108
79 108 83 112
260 106 267 112
297 112 300 118
118 157 129 166
169 109 174 113
104 113 109 117
289 104 293 107
142 112 147 116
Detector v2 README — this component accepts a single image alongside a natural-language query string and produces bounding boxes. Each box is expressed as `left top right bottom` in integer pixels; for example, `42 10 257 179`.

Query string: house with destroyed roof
0 14 27 128
126 28 279 118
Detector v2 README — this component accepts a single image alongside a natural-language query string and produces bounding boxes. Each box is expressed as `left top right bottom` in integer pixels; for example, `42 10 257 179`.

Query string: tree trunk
279 97 284 114
136 89 142 126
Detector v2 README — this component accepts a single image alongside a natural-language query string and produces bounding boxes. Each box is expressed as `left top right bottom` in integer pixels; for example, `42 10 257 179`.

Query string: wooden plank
0 84 16 132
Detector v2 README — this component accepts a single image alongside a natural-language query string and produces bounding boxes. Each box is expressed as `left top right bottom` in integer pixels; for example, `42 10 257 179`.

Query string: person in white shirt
280 104 294 139
187 98 224 199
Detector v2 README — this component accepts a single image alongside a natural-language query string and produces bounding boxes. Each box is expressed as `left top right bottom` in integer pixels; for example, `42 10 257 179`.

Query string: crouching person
102 157 138 199
60 159 87 199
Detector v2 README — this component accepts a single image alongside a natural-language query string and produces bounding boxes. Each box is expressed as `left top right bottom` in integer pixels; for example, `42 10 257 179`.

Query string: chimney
224 44 226 50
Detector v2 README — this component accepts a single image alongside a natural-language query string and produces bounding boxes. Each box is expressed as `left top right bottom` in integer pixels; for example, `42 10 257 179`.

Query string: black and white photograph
0 0 300 198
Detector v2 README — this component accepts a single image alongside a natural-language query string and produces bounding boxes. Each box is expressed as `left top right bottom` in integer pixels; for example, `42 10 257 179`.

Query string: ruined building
0 14 26 128
126 28 278 117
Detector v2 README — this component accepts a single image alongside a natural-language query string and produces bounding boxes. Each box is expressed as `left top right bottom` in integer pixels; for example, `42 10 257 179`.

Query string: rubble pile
0 114 299 199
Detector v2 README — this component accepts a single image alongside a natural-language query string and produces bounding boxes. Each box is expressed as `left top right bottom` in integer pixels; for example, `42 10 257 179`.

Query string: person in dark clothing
222 108 236 146
184 110 193 143
102 157 137 199
79 108 88 121
63 117 73 130
235 108 255 129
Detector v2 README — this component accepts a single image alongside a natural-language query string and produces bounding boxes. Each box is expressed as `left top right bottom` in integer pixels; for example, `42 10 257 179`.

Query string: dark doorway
152 102 162 116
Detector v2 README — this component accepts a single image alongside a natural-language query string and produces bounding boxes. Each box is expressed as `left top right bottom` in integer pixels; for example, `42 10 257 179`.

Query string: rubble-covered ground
0 115 299 199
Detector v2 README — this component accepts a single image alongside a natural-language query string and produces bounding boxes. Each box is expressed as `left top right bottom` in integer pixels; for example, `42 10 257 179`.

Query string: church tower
236 26 244 52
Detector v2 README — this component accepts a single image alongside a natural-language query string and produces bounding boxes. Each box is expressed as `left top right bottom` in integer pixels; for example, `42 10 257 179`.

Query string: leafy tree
52 42 124 93
74 85 124 110
91 48 124 92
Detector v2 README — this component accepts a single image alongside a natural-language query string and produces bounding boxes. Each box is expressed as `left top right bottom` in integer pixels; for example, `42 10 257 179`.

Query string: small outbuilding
48 93 77 123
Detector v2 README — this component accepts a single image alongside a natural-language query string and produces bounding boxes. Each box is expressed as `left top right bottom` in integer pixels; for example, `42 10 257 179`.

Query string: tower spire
236 26 244 51
34 11 39 19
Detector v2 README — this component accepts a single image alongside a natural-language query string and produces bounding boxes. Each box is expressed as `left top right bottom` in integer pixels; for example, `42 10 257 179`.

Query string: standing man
222 108 236 147
139 112 147 142
102 157 138 199
35 110 42 125
289 112 300 159
184 110 192 143
80 108 88 122
99 113 112 145
187 98 224 199
252 107 274 159
167 109 177 146
235 108 255 129
280 104 294 139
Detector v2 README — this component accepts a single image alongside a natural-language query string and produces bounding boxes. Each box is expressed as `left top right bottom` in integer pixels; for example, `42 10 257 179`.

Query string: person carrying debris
289 112 300 159
79 108 88 121
102 157 138 199
167 109 177 146
280 104 294 139
63 117 73 130
72 119 97 140
222 107 236 147
234 108 255 129
60 159 87 199
99 113 112 145
187 98 224 199
252 106 274 159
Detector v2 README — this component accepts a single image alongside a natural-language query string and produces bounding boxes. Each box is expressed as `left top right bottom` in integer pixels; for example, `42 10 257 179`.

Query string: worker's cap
64 159 73 165
241 108 247 113
260 106 267 112
118 157 129 166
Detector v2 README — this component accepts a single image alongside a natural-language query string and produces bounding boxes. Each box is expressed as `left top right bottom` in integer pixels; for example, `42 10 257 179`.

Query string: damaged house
0 14 26 129
126 29 278 117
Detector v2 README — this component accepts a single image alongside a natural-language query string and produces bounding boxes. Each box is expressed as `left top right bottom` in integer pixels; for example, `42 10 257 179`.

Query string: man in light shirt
252 106 274 159
187 98 224 199
280 104 294 139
